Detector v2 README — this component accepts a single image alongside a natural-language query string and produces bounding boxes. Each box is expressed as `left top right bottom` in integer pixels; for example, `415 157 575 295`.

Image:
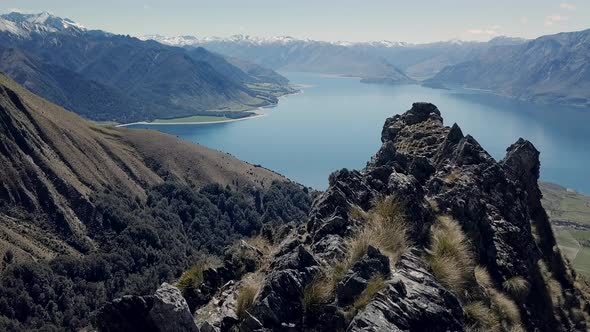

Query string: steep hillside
346 36 528 80
0 13 295 123
0 74 312 331
0 44 168 121
428 29 590 107
101 103 590 332
0 73 285 245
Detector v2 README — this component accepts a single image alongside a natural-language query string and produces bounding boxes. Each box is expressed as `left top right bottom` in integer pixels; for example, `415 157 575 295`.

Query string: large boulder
96 283 199 332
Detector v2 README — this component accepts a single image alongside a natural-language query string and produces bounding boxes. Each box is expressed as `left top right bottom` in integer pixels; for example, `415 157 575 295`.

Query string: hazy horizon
3 0 589 43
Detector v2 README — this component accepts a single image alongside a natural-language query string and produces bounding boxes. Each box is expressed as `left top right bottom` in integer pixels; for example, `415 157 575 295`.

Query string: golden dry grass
342 197 409 270
490 290 522 327
464 301 501 332
244 235 273 257
474 266 494 290
236 280 260 320
351 275 386 313
176 256 222 292
426 217 524 332
305 197 408 311
427 216 474 295
302 275 335 312
502 277 530 302
349 205 368 221
538 260 565 306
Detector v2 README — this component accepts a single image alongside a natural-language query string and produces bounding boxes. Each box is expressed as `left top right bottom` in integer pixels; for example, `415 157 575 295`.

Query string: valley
0 5 589 332
0 12 298 123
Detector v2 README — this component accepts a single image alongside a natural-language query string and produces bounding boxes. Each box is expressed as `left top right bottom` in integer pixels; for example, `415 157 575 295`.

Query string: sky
3 0 589 43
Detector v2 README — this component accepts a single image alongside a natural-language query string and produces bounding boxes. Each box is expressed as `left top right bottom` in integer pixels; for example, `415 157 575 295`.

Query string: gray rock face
336 246 390 305
150 283 200 332
347 250 463 332
96 283 200 332
240 243 320 331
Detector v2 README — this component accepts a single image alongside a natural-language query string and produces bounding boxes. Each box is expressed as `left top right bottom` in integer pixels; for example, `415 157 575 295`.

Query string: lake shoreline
117 84 306 127
117 112 267 127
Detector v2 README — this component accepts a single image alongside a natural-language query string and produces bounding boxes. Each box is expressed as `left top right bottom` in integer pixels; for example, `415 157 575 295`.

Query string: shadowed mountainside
0 12 295 123
428 29 590 107
0 74 315 331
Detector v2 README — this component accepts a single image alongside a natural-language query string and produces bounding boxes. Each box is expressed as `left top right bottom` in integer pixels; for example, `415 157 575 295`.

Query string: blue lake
130 72 590 193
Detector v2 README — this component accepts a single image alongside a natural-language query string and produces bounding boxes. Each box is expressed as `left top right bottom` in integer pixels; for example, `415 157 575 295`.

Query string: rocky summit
98 102 590 331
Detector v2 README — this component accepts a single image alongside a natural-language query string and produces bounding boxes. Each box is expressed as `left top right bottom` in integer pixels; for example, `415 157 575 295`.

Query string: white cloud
143 4 152 10
520 17 529 25
560 3 576 10
545 14 569 26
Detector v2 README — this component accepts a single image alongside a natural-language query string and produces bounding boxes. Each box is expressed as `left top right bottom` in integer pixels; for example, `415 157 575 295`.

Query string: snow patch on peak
0 11 85 38
0 18 27 37
141 34 201 46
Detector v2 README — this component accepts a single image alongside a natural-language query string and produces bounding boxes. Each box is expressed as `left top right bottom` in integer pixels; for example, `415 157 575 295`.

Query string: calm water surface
131 72 590 193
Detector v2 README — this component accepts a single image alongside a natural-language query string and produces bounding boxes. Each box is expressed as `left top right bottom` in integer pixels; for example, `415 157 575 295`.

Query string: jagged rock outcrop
347 250 463 332
96 283 200 332
99 102 589 331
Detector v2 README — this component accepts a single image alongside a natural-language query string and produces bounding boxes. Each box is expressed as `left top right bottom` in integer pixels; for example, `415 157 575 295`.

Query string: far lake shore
117 112 267 127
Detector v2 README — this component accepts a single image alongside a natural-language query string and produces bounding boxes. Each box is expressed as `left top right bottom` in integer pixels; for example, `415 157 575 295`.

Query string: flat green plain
151 115 230 124
541 182 590 276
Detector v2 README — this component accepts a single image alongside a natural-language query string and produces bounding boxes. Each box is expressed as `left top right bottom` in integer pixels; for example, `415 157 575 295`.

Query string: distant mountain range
144 34 528 81
0 12 295 123
143 34 416 84
427 29 590 107
147 32 590 107
1 11 588 120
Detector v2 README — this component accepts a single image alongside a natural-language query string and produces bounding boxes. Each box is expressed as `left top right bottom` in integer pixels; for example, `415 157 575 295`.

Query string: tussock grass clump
356 197 409 264
426 217 524 332
176 256 221 292
474 266 494 290
303 275 335 312
349 205 368 221
490 290 522 326
464 301 501 332
244 235 273 257
341 197 409 272
303 197 408 313
427 216 474 294
236 281 259 320
177 265 205 292
502 277 530 302
351 275 386 314
538 260 565 306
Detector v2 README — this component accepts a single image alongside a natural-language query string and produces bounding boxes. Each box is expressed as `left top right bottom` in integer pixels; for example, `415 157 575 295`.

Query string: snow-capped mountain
141 33 531 80
0 11 85 38
141 33 409 48
140 34 201 47
0 12 295 123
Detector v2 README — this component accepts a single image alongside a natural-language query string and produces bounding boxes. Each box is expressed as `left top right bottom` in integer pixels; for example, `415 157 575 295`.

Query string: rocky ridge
98 102 589 331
